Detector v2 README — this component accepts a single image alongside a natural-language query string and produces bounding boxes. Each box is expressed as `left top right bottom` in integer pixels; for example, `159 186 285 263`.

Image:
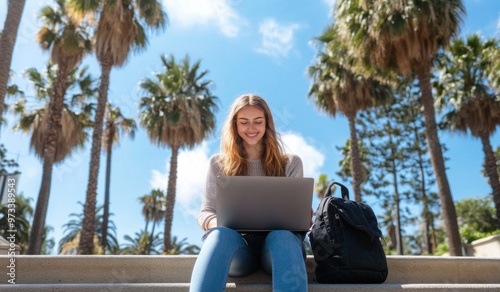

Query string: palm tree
67 0 167 255
100 103 136 252
0 0 26 122
12 63 95 254
308 27 392 201
41 226 56 255
0 193 31 253
120 230 161 255
3 63 26 127
0 143 19 173
139 189 166 254
139 54 219 252
334 0 466 256
335 139 371 191
435 35 500 226
0 142 53 255
59 202 119 254
24 0 92 255
165 236 200 255
484 146 500 196
314 174 332 199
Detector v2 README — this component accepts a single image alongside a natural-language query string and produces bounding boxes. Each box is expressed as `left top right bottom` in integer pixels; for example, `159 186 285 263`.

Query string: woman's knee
200 227 248 257
266 230 300 243
204 226 242 242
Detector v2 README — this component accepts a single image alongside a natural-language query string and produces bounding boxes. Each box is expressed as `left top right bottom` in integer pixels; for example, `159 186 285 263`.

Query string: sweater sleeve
197 154 222 231
286 154 304 178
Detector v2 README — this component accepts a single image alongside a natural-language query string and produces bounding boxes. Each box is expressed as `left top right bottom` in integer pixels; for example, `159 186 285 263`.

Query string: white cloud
150 142 211 218
255 19 300 58
163 0 241 37
282 133 325 179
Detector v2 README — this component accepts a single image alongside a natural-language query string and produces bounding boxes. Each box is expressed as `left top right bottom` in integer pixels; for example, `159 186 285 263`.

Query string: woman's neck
245 144 262 160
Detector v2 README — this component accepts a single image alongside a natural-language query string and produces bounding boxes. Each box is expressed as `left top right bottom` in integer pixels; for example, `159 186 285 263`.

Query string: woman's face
236 106 266 147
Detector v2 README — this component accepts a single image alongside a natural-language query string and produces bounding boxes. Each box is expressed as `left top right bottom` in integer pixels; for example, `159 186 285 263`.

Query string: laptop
216 176 314 232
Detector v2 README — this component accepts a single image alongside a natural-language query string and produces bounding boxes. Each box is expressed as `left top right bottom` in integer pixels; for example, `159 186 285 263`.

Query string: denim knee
203 226 242 242
267 230 304 252
266 230 297 241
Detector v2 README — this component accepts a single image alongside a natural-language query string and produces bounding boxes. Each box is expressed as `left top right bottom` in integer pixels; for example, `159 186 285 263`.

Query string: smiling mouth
246 133 258 138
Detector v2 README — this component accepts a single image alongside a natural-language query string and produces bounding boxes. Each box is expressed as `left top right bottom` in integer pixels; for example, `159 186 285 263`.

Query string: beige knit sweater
197 153 304 231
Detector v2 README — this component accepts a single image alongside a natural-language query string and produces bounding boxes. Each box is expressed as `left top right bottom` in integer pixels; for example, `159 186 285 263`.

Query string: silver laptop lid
216 176 314 232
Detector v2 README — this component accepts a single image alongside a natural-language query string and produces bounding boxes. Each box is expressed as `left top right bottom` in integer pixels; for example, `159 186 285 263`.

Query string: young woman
190 94 308 291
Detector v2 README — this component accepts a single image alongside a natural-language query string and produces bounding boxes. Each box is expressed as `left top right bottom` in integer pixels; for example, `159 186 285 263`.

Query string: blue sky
1 0 500 253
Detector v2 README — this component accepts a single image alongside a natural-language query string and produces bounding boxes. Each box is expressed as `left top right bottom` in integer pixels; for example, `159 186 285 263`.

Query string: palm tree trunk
149 221 157 255
27 159 53 254
27 64 69 254
479 131 500 227
100 128 114 252
0 0 25 123
79 60 112 255
346 112 363 201
163 144 179 253
417 62 462 256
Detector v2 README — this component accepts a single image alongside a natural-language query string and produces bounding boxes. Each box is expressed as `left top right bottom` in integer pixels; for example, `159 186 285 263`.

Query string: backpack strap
325 181 350 200
316 181 350 217
317 194 331 217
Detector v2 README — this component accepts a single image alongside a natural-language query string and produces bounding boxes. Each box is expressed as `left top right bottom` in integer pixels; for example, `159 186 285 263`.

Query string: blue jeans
190 227 307 292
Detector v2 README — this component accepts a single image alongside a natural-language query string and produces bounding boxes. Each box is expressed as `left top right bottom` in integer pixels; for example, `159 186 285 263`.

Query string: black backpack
308 181 388 283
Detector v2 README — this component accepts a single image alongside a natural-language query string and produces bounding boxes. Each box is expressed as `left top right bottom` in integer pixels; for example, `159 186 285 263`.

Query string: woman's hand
208 217 218 229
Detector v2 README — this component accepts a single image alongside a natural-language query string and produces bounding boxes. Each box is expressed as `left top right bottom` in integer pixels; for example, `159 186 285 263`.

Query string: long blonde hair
220 94 287 176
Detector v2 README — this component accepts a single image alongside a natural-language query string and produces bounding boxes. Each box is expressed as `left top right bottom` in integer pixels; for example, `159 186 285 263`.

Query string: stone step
1 255 499 291
2 283 500 291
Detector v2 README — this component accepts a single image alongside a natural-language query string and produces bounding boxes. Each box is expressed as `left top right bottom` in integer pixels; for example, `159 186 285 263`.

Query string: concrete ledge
385 256 500 284
0 255 500 291
465 234 500 257
1 283 500 291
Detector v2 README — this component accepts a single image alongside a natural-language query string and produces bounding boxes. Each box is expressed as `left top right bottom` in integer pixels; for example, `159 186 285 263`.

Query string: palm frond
138 54 219 149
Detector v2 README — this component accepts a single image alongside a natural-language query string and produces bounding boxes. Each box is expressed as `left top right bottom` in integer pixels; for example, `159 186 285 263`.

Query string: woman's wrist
208 217 218 229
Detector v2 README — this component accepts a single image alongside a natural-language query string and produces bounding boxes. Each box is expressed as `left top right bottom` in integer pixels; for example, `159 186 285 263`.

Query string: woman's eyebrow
238 116 264 120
